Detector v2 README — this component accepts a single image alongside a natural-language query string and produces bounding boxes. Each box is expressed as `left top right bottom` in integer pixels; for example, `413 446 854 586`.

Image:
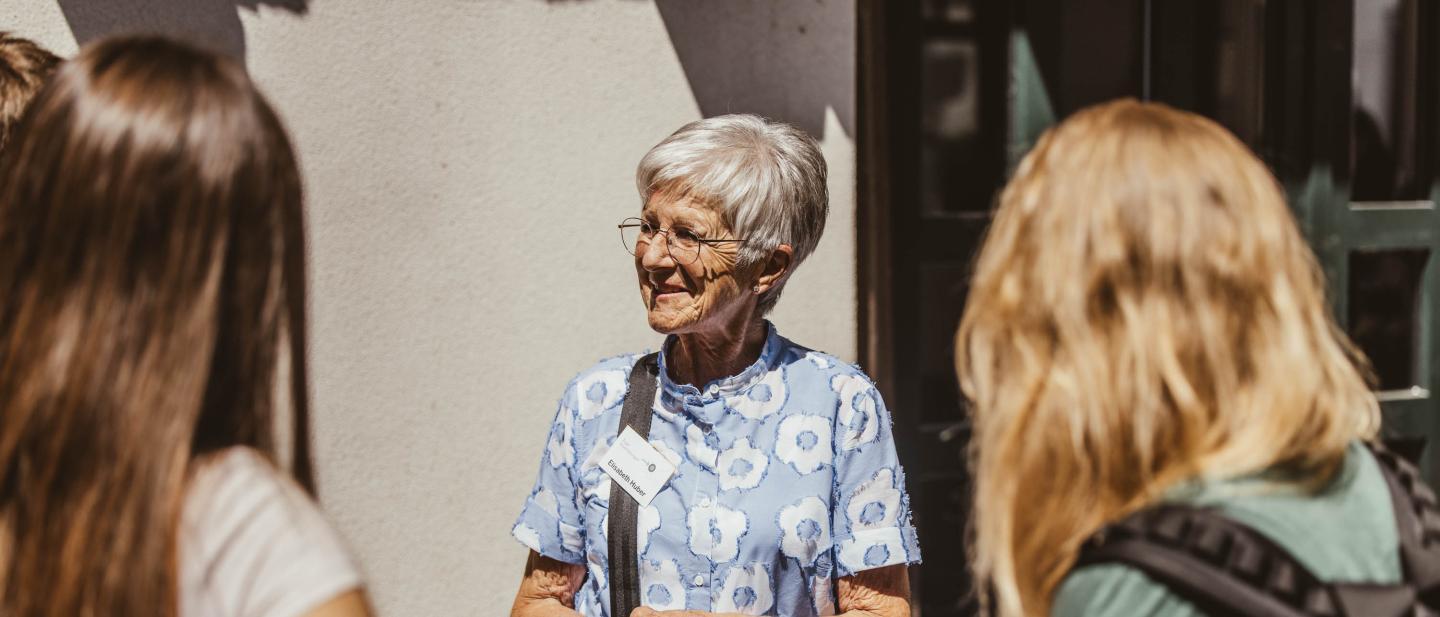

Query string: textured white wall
3 2 855 614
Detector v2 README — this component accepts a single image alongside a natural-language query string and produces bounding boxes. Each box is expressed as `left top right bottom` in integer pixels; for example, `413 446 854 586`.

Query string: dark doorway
859 1 1440 614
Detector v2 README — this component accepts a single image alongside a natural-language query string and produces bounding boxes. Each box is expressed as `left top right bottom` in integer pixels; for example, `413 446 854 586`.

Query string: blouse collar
656 321 782 425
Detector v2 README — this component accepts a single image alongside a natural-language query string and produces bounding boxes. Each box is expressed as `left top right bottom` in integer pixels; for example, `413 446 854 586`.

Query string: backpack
1074 443 1440 617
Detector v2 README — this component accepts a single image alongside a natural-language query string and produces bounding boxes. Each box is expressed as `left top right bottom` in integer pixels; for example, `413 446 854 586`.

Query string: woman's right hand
510 550 585 617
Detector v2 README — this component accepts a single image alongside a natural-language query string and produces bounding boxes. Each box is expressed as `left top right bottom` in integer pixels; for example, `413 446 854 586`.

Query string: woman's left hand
835 563 911 616
629 564 911 617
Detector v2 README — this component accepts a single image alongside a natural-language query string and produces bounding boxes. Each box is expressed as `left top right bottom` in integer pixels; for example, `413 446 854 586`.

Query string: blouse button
692 574 706 587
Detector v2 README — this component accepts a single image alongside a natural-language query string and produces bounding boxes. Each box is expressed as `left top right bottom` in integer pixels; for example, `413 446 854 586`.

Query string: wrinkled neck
667 319 768 388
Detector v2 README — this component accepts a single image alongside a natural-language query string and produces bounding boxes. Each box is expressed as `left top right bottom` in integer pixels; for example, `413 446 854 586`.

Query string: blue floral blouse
512 323 922 616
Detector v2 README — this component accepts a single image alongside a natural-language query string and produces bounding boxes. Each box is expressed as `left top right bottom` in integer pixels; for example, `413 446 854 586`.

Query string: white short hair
635 114 828 314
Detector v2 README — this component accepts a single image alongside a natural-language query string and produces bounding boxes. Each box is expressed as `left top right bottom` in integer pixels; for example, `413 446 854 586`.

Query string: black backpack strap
1077 505 1335 616
607 352 660 617
1365 441 1440 606
1076 444 1440 617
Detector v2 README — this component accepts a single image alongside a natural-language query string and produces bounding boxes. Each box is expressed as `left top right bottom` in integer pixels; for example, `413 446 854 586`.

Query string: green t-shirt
1051 441 1400 617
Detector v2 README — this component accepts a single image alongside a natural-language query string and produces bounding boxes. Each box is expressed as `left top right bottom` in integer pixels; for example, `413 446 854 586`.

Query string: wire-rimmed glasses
618 217 745 265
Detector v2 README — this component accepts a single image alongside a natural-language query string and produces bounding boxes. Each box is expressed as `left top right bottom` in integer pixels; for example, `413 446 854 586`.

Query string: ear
751 244 794 295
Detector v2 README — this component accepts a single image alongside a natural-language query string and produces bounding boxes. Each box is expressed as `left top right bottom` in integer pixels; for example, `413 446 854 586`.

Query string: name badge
601 427 675 508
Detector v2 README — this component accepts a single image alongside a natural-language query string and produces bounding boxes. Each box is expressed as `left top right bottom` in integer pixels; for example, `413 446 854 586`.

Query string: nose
638 232 675 271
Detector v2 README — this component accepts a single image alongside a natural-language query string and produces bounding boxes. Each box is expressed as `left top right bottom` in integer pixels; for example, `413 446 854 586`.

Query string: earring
752 285 761 294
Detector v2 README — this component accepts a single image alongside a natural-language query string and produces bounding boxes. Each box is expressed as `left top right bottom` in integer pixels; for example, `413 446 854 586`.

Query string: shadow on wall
58 0 308 63
655 0 855 139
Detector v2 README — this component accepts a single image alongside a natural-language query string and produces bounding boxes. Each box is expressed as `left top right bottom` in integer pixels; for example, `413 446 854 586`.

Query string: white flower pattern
559 521 584 555
689 504 748 563
514 325 920 614
805 351 834 370
847 468 902 531
575 369 627 420
778 496 831 565
775 414 832 475
641 559 686 611
832 374 880 450
714 563 775 614
579 469 612 507
838 527 908 573
726 366 788 420
685 423 720 470
586 546 609 591
512 522 542 551
717 437 769 491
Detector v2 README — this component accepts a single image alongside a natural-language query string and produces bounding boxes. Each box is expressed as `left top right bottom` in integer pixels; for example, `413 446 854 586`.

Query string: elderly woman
509 115 920 617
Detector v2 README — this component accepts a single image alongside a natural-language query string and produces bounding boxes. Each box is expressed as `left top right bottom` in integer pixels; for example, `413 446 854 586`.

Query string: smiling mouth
653 284 689 298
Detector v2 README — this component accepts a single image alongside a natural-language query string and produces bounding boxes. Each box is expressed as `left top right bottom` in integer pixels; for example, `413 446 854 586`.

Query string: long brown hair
0 36 312 616
955 100 1378 616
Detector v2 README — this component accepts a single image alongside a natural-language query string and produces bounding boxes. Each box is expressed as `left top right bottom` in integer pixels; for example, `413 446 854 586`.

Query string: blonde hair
955 99 1379 616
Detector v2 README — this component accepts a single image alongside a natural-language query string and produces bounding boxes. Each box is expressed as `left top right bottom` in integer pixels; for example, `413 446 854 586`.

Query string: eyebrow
641 209 712 232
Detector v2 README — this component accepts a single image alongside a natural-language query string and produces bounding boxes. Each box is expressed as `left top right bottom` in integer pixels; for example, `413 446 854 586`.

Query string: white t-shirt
179 447 364 617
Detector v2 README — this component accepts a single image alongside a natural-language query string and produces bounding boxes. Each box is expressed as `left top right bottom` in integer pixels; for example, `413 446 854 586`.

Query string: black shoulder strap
607 352 660 617
1366 441 1440 606
1076 505 1332 616
1076 443 1440 617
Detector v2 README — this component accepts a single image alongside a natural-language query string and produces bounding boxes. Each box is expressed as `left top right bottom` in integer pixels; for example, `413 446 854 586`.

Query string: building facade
7 0 1436 615
6 1 858 615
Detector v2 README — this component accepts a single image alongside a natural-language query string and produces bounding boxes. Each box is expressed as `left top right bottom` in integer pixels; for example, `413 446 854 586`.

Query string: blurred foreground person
0 36 370 617
956 100 1418 616
0 32 59 152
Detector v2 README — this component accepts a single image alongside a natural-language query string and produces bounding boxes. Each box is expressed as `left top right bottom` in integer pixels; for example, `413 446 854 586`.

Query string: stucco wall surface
2 1 856 614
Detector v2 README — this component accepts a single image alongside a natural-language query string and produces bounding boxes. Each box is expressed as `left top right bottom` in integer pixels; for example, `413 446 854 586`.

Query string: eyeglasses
618 217 745 265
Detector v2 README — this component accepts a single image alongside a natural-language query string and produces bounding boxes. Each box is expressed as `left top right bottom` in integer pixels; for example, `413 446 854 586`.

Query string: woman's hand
629 564 911 617
836 564 911 616
510 550 586 617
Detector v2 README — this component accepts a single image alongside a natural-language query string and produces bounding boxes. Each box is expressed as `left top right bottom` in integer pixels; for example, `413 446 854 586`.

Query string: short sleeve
1051 564 1205 617
827 372 922 577
179 448 364 617
511 377 588 565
